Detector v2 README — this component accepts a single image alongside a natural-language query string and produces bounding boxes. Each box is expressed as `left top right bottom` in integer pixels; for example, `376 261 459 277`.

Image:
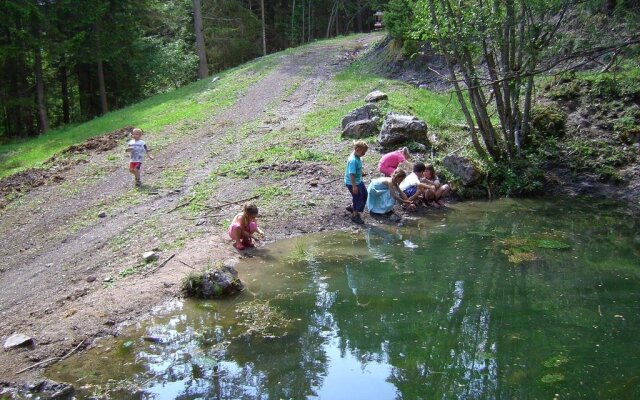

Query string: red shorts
129 162 142 170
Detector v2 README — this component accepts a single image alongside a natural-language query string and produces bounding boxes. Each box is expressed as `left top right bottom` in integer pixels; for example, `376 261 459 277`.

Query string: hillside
1 30 638 395
1 33 401 390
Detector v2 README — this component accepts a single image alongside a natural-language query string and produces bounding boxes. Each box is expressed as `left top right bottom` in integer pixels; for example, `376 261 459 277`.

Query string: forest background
1 0 639 198
1 0 386 140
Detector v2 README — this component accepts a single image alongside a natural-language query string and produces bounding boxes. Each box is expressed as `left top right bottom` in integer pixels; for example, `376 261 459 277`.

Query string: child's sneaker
346 205 353 213
135 180 142 188
351 215 365 225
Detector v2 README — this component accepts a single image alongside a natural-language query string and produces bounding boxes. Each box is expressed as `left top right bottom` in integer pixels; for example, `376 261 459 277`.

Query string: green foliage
529 104 567 138
488 159 545 196
384 0 415 41
563 138 632 182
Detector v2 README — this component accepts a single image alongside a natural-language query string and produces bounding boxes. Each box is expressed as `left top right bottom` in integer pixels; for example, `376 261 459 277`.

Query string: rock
142 251 159 262
341 104 380 129
143 336 163 343
86 275 97 283
98 211 107 218
196 219 207 226
45 263 53 268
443 155 482 186
26 379 75 399
389 214 402 223
341 119 379 139
365 90 388 103
378 113 428 147
182 265 244 299
4 333 33 349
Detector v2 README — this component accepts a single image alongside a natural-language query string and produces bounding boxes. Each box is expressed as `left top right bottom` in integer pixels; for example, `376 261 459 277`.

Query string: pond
47 198 640 399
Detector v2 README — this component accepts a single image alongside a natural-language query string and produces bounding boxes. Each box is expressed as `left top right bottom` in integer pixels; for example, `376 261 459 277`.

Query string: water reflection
47 199 640 399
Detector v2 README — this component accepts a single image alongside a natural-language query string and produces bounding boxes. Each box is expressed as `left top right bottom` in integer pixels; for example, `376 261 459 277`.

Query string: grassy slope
0 34 467 180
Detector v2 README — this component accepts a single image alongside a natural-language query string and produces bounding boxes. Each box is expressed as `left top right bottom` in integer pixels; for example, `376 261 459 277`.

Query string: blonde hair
132 128 143 135
391 168 407 183
353 140 369 151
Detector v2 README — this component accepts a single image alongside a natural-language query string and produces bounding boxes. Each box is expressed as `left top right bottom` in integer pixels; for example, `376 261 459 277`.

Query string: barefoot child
422 164 451 207
366 168 413 215
344 140 368 224
228 203 264 250
125 128 154 187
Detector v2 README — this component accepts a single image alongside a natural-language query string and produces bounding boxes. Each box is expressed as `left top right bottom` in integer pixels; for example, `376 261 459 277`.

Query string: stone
142 251 159 262
443 155 482 186
4 333 33 349
196 219 207 226
26 379 74 399
378 113 428 147
86 275 97 283
183 265 244 299
365 90 388 103
98 211 107 218
341 104 380 129
341 119 379 139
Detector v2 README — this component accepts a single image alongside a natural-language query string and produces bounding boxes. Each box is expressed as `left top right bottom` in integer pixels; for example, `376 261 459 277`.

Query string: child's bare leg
229 226 245 250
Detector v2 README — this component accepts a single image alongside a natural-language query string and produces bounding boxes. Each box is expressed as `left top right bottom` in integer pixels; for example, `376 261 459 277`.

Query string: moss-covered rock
181 263 244 298
530 104 567 138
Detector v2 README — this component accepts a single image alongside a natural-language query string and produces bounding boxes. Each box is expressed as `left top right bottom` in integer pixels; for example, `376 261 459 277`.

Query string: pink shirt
378 150 406 175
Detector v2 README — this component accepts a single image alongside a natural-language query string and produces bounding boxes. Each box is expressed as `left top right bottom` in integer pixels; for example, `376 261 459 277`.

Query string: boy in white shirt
125 128 154 188
399 162 432 206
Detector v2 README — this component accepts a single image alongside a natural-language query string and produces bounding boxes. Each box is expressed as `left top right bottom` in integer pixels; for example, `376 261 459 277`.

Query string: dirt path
0 34 386 389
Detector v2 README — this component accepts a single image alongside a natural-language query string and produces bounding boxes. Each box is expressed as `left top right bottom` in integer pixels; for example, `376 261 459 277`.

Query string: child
228 203 264 250
344 140 368 224
366 168 413 215
125 128 154 188
399 162 432 207
422 164 451 207
378 147 410 177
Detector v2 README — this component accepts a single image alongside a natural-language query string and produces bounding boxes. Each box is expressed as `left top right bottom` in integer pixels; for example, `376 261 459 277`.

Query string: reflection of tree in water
140 200 640 399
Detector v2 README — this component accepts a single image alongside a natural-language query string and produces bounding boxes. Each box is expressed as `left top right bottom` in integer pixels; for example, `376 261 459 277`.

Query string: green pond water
47 198 640 399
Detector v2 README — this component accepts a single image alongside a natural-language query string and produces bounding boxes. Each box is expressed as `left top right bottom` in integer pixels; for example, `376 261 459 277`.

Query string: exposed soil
2 32 638 396
0 32 423 394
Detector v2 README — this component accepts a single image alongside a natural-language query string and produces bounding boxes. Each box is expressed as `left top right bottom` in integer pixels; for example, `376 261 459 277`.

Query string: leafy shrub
530 104 567 138
488 159 545 196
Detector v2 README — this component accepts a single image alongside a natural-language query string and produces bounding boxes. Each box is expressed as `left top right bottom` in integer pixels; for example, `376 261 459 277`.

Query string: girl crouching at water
228 203 264 250
366 168 414 215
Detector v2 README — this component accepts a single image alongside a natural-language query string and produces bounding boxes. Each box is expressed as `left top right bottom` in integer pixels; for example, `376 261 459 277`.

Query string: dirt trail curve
0 33 384 387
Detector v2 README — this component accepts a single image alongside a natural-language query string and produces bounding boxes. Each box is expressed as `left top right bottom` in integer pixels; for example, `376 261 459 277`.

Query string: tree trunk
356 0 363 33
97 59 108 115
193 0 209 78
291 0 296 45
4 56 35 137
34 47 49 133
59 65 70 124
261 0 266 56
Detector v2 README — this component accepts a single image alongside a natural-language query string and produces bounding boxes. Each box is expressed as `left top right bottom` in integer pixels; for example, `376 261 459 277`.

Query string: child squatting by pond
228 203 265 250
344 140 369 225
125 128 154 188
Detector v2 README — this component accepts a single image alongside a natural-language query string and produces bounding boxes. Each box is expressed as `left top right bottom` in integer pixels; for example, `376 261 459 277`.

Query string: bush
530 104 567 138
488 159 545 196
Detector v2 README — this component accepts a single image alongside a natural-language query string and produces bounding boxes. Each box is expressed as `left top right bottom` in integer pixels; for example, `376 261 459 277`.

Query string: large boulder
341 104 380 129
342 119 379 139
182 264 244 298
365 90 388 103
443 155 482 186
378 114 428 147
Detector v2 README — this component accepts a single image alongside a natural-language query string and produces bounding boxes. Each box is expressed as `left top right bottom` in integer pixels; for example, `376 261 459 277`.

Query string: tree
412 0 574 162
193 0 209 78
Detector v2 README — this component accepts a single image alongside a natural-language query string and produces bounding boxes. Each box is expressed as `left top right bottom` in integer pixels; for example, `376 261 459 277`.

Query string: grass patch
253 185 291 201
0 57 278 179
